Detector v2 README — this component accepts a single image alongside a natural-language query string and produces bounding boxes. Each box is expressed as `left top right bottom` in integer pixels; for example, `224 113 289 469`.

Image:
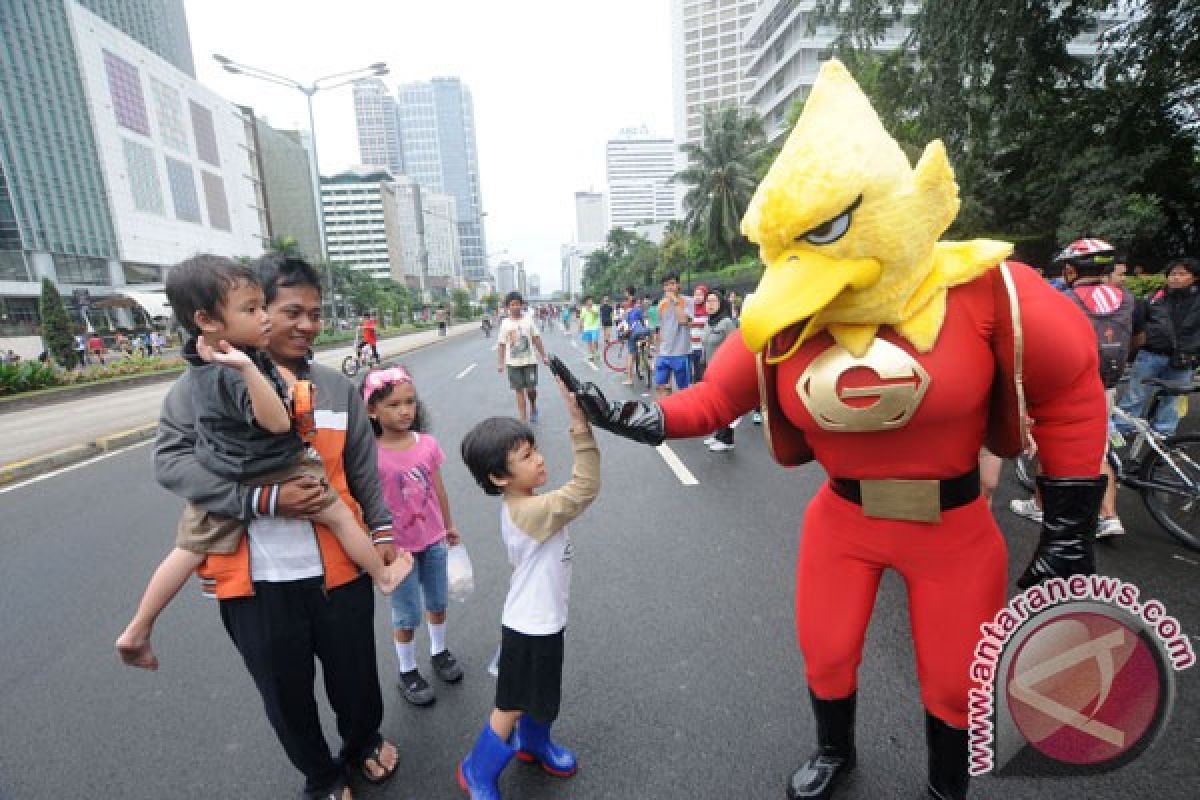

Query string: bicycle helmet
1054 238 1117 275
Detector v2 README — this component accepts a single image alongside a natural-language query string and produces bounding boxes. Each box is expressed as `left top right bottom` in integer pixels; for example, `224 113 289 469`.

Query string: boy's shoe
708 441 735 452
702 436 717 446
398 669 435 706
1009 497 1044 524
431 649 464 683
1096 516 1126 539
751 411 763 425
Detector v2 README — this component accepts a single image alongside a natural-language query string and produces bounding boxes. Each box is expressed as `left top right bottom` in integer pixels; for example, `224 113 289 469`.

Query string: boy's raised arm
506 382 600 542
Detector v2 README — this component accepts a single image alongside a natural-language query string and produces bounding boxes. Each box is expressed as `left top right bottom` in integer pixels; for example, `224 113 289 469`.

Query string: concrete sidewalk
0 322 477 485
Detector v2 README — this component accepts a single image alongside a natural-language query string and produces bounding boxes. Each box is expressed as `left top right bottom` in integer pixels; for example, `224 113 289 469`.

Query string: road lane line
656 443 699 486
456 363 477 380
0 439 153 493
1172 554 1199 567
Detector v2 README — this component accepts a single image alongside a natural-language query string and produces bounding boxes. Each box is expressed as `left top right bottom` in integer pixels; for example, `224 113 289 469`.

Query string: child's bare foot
376 558 412 595
115 627 159 670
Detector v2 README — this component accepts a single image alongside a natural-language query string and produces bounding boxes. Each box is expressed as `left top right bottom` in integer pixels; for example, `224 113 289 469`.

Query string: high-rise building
495 261 516 296
322 167 393 282
0 0 262 331
247 114 322 260
606 129 679 229
575 191 608 243
517 262 527 297
353 78 404 178
380 177 461 298
671 0 762 151
395 77 488 282
80 0 196 77
528 273 541 298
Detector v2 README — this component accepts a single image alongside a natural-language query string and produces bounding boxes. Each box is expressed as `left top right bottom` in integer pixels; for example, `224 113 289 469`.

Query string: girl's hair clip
362 366 413 402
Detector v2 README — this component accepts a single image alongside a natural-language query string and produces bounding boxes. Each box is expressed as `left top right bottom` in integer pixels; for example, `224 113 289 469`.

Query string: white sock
429 622 447 656
395 639 417 673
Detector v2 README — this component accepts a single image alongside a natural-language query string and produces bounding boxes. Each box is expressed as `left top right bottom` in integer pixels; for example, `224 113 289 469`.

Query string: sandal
305 774 351 800
357 739 399 785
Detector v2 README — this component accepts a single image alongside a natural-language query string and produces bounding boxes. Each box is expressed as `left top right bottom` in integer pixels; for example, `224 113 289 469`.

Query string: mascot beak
740 249 881 358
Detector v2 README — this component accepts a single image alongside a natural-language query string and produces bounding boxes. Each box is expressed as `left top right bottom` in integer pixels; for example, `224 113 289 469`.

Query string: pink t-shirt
376 433 447 553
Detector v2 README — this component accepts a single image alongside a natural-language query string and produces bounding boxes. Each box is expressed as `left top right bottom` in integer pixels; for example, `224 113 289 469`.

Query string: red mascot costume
565 61 1106 800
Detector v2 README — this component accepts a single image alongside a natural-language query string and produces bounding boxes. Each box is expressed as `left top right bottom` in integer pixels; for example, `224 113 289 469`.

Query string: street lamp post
212 54 388 324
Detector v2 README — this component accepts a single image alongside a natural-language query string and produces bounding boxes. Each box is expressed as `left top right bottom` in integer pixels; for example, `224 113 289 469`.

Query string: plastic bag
446 543 475 603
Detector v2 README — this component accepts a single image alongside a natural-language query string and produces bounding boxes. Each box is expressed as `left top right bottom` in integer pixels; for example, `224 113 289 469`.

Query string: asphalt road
0 326 1197 799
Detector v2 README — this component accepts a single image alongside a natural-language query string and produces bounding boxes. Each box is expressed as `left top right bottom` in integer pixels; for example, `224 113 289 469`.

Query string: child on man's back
116 255 410 670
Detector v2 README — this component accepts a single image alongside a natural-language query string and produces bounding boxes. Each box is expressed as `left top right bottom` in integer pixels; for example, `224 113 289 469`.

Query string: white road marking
456 363 477 380
656 443 699 486
0 439 153 493
1172 554 1199 567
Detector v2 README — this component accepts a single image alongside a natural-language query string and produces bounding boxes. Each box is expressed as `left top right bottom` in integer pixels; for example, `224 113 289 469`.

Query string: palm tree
675 106 766 265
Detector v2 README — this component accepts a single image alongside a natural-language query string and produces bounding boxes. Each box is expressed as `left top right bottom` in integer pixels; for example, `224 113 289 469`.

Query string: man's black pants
220 575 383 795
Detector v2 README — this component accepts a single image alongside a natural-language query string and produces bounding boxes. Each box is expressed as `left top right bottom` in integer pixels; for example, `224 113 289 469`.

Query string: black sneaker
398 669 435 706
431 649 464 683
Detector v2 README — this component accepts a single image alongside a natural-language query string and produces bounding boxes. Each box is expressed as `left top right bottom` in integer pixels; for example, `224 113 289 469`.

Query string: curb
0 424 159 487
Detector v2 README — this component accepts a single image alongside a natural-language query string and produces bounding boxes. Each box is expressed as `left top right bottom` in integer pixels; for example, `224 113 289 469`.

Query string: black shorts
495 626 564 724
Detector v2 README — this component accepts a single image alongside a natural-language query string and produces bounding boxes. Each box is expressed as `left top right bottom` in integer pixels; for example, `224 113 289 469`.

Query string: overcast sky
184 0 676 292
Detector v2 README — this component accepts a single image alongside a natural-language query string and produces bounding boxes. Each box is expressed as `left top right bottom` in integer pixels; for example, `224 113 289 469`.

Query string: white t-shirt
247 517 324 582
500 503 574 635
499 315 540 367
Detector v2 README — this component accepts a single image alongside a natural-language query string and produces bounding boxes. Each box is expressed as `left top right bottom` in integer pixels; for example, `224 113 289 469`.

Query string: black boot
926 712 968 800
787 691 856 800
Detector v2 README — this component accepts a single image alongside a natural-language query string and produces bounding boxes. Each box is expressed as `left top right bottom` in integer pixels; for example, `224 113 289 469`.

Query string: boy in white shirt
496 290 549 424
457 374 600 798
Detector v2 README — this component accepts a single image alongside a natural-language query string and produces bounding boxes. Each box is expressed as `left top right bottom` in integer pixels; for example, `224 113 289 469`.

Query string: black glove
1016 476 1105 589
575 379 665 446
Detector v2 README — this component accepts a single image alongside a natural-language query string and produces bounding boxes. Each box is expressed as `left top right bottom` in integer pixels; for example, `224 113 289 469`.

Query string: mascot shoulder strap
755 352 815 468
984 261 1031 458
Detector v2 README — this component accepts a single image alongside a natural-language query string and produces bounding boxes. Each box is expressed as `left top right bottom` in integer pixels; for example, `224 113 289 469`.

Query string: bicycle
603 332 655 391
341 342 379 377
1015 378 1200 550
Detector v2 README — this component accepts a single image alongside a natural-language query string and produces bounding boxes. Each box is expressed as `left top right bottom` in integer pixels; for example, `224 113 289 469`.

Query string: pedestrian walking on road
699 289 738 452
579 295 601 363
73 333 87 367
364 365 465 707
457 378 600 799
124 254 403 800
498 291 549 424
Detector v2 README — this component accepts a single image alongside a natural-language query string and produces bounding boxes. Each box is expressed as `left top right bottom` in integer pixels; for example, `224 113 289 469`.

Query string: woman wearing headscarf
700 288 740 452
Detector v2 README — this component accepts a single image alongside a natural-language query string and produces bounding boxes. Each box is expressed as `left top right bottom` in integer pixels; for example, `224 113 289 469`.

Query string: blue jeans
1118 350 1192 436
388 539 449 631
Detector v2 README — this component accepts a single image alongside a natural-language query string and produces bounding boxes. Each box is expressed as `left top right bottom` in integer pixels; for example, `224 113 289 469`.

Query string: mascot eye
798 195 862 246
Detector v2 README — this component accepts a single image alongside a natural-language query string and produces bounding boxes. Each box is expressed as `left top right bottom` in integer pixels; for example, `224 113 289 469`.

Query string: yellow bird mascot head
739 59 1012 362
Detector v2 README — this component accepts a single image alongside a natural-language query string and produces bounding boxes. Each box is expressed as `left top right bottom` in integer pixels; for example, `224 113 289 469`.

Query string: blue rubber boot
511 716 578 777
457 723 516 799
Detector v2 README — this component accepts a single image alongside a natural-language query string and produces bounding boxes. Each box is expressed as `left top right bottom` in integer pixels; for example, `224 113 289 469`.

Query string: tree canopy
809 0 1200 267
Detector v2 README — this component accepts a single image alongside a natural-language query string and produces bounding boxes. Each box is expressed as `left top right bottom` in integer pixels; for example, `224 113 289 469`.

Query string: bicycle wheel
341 355 359 377
602 340 627 373
640 347 655 391
1014 453 1039 492
1140 433 1200 551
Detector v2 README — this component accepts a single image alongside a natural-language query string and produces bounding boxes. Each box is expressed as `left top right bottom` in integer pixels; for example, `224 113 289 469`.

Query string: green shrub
0 361 59 394
1124 274 1166 299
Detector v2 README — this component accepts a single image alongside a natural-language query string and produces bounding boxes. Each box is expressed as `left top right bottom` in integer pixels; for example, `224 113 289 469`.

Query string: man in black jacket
1121 257 1200 435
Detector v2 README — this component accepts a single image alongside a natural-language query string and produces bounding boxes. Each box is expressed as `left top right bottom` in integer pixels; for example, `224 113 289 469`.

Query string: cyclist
1121 257 1199 436
1011 239 1132 538
362 312 382 365
622 297 650 386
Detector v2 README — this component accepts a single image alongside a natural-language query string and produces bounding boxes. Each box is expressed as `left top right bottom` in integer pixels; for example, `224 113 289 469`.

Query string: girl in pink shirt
364 366 464 705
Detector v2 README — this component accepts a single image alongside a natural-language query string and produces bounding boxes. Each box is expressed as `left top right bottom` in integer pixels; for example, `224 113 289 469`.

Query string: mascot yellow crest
739 59 1012 360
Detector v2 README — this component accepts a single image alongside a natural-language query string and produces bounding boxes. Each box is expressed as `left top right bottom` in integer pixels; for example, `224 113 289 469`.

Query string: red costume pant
798 486 1007 729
